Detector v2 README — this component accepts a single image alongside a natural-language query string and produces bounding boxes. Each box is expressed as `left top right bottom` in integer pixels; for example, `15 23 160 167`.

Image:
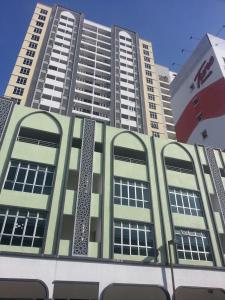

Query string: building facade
0 98 225 299
156 65 177 140
171 33 225 149
5 3 170 138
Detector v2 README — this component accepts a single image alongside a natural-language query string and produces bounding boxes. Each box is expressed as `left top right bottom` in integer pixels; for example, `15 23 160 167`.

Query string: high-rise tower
5 3 171 138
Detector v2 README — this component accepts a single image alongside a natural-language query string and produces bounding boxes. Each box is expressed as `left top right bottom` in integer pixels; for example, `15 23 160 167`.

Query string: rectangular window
114 220 155 256
146 78 153 84
0 207 46 248
114 177 150 208
143 44 149 49
4 160 55 195
36 21 44 27
16 76 27 85
151 121 158 129
38 15 46 21
13 87 24 96
31 34 40 41
29 42 37 49
34 27 42 34
152 131 160 138
145 63 151 69
149 103 156 110
20 67 30 75
40 9 48 15
146 70 152 77
148 94 155 101
169 187 203 216
147 86 154 92
150 112 157 119
144 56 150 62
23 58 33 66
175 228 213 261
26 50 35 57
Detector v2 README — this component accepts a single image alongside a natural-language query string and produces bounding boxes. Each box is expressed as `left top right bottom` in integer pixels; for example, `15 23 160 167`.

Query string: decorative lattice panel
72 118 95 255
206 147 225 225
0 99 13 143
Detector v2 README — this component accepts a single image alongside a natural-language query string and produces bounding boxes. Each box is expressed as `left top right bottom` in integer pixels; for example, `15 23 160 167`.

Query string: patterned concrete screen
72 118 95 255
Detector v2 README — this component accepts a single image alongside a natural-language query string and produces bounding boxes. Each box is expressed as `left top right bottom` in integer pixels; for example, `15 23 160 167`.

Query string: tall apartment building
4 3 169 138
156 65 177 140
0 98 225 299
171 33 225 149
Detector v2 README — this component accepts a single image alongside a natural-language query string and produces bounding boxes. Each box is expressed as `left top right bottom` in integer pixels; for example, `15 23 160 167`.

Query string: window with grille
4 160 55 195
147 86 154 92
175 228 213 261
40 9 48 15
0 207 46 248
16 76 27 85
150 112 157 119
145 63 151 69
31 34 40 41
26 50 35 57
36 21 44 27
169 187 203 216
151 121 158 129
114 177 150 208
38 15 46 21
34 27 42 34
29 42 37 49
114 220 155 256
148 94 155 101
149 103 156 110
146 78 153 84
23 58 33 66
146 70 152 77
152 131 160 138
13 87 24 96
20 67 30 75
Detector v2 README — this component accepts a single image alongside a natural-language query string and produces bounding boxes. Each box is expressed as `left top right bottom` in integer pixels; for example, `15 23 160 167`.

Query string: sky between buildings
0 0 225 95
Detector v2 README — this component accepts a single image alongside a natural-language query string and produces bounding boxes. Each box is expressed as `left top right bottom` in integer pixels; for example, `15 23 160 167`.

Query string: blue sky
1 0 225 95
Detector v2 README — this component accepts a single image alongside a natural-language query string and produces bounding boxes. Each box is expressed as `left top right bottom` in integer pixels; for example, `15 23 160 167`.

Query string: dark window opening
66 170 79 191
72 138 82 149
114 146 146 165
165 157 194 174
18 127 60 148
202 130 208 139
95 142 103 153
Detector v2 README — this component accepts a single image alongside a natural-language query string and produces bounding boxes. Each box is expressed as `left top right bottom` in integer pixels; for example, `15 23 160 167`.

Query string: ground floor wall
0 256 225 299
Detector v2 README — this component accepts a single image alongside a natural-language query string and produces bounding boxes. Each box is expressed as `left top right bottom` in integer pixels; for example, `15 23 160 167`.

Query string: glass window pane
122 185 128 198
146 231 153 247
123 246 130 255
16 168 26 183
183 196 189 207
123 229 129 244
136 187 142 200
114 245 121 254
1 235 11 245
0 216 4 232
4 217 15 234
139 231 145 246
22 237 33 247
170 193 176 205
36 171 45 185
14 183 23 191
24 184 33 193
26 170 36 184
131 246 138 255
7 167 17 181
33 238 43 248
176 195 182 206
11 236 22 246
14 218 25 235
131 230 137 245
129 186 135 199
114 197 120 205
33 186 42 194
25 218 36 236
4 181 13 190
115 184 120 196
143 188 149 201
139 247 146 256
114 228 121 244
45 172 54 186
